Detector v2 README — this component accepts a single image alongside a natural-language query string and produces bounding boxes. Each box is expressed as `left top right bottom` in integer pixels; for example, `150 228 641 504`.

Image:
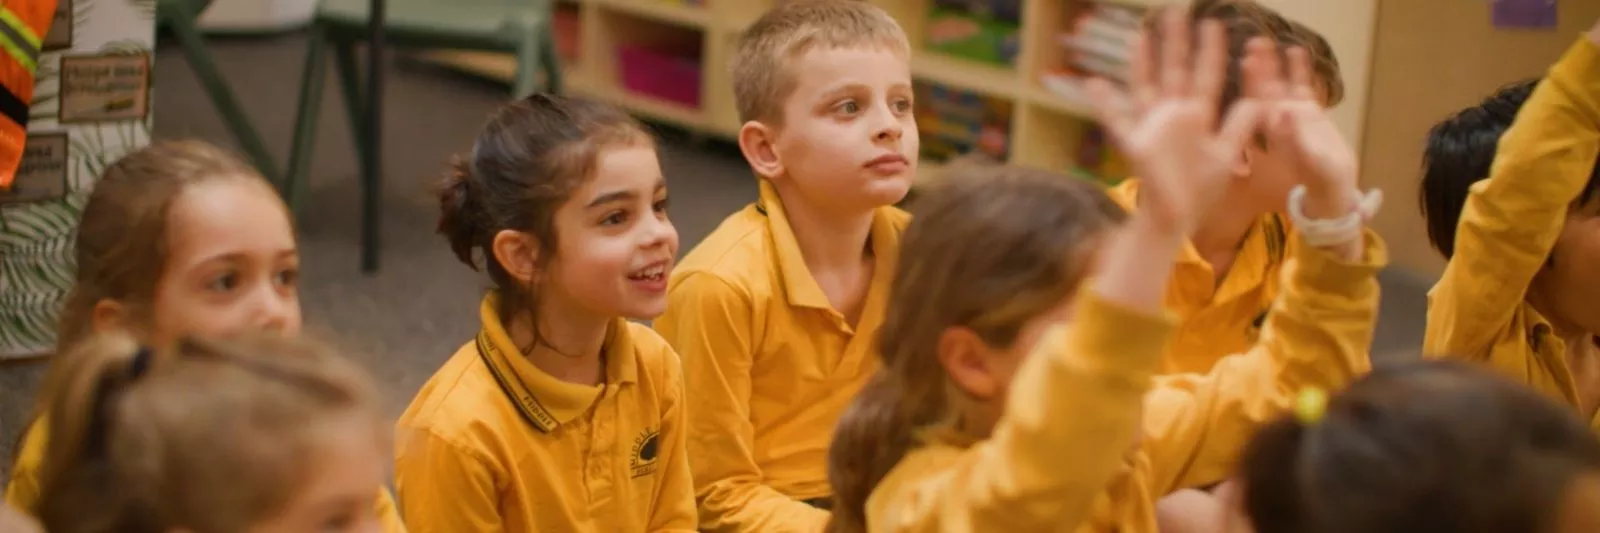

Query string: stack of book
1039 2 1145 106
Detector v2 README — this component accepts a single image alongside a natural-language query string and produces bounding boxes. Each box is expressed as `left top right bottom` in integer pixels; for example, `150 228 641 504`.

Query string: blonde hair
825 164 1126 532
731 0 910 124
35 333 382 533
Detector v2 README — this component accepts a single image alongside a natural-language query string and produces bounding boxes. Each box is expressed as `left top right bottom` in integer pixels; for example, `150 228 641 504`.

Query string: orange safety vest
0 0 57 191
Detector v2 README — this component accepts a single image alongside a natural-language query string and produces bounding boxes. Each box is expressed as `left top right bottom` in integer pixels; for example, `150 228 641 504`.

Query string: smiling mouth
627 263 667 282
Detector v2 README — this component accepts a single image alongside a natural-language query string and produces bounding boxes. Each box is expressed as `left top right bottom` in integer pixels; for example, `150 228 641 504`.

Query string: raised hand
1085 8 1264 237
1243 41 1359 218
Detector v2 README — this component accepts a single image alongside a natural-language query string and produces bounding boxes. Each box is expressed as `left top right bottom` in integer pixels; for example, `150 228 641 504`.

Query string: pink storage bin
618 44 702 109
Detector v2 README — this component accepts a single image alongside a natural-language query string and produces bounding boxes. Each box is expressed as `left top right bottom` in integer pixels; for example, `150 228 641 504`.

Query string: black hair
1420 79 1600 258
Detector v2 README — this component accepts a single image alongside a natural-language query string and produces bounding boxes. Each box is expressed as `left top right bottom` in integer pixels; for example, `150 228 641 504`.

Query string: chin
861 174 912 206
623 300 669 321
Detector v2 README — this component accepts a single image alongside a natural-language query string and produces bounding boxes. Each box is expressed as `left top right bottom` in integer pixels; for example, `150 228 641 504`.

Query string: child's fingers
1287 47 1317 100
1191 20 1227 110
1087 78 1136 147
1238 38 1270 100
1158 7 1190 97
1216 100 1264 155
1128 34 1157 113
1245 38 1286 101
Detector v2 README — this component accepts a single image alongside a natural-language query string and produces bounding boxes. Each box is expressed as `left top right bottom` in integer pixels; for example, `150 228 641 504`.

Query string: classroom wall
1363 0 1600 277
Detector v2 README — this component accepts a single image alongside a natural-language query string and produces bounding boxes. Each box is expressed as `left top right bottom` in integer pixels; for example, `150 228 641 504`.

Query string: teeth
632 264 666 280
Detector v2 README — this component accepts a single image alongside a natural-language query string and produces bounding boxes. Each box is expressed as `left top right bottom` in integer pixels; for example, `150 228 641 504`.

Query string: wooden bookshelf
420 0 1152 186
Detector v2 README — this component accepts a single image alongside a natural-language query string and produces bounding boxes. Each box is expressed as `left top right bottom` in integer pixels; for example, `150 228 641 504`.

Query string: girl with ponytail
395 93 696 532
1186 361 1600 533
829 8 1387 532
34 333 387 533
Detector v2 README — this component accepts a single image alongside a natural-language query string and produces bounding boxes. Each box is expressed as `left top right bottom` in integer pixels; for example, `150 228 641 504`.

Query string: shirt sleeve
869 293 1176 532
3 419 46 515
393 428 503 533
1135 230 1386 495
652 272 830 533
1424 38 1600 359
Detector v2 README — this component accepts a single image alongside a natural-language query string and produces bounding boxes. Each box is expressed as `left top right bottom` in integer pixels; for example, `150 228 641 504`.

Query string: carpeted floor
0 31 1431 482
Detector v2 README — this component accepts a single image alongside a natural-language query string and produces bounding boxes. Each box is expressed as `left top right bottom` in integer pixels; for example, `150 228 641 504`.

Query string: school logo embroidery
630 428 660 478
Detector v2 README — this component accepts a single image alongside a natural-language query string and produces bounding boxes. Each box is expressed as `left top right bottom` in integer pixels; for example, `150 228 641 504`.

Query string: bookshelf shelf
422 0 1150 186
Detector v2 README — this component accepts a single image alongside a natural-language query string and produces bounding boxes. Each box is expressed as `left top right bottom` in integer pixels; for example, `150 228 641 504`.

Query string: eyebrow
585 178 668 208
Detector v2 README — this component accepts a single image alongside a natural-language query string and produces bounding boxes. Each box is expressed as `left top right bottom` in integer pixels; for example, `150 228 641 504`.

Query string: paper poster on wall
0 0 155 358
1493 0 1558 29
0 134 70 204
58 54 151 123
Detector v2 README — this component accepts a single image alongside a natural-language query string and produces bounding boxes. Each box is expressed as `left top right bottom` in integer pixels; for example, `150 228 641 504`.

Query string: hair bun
436 157 482 270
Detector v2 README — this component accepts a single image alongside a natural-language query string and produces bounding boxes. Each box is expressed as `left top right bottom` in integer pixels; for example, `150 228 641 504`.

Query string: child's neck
1530 294 1600 417
775 182 878 321
508 302 610 386
1191 202 1266 283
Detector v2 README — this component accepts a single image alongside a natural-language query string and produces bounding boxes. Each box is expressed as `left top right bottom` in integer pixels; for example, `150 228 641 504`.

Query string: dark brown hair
35 333 381 533
731 0 909 124
1149 0 1345 113
437 93 652 335
826 164 1126 532
1240 360 1600 533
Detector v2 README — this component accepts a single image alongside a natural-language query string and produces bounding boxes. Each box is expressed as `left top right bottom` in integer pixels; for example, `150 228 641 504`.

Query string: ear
1232 140 1256 181
935 326 1000 400
490 229 541 285
91 299 128 335
737 120 784 180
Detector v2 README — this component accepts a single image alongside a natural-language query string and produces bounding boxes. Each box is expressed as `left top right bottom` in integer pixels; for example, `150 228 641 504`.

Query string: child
1420 18 1600 422
827 12 1384 532
1108 0 1348 374
1232 361 1600 533
393 93 695 532
2 140 406 532
36 333 388 533
651 1 915 530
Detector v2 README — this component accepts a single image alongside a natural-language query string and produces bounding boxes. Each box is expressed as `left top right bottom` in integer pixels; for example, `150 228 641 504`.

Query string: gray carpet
0 31 1429 483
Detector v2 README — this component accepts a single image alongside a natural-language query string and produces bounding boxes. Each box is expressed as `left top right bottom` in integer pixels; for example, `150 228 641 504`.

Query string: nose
872 103 903 143
641 211 677 249
252 285 296 333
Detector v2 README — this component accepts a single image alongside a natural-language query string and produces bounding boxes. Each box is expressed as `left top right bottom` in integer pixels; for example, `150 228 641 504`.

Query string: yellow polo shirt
1425 38 1600 429
870 231 1385 532
394 294 696 532
5 414 407 532
1106 180 1290 374
653 179 909 533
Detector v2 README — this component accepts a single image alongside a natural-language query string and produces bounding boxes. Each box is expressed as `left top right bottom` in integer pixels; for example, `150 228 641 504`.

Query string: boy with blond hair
1113 0 1350 374
652 1 915 531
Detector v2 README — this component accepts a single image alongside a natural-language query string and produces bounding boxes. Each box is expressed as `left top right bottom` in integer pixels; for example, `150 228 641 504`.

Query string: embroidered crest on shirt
630 428 660 478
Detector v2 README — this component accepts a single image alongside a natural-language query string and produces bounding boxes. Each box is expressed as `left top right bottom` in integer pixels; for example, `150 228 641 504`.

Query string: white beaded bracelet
1286 185 1384 248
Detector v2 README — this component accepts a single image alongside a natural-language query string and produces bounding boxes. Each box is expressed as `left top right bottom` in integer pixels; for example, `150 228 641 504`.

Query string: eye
274 267 299 288
206 271 240 292
835 100 861 115
602 210 629 226
653 197 670 214
892 97 913 114
320 510 357 532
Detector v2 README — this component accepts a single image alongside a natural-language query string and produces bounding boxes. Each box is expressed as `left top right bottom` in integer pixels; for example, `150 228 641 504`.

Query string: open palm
1246 43 1358 195
1086 9 1268 236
